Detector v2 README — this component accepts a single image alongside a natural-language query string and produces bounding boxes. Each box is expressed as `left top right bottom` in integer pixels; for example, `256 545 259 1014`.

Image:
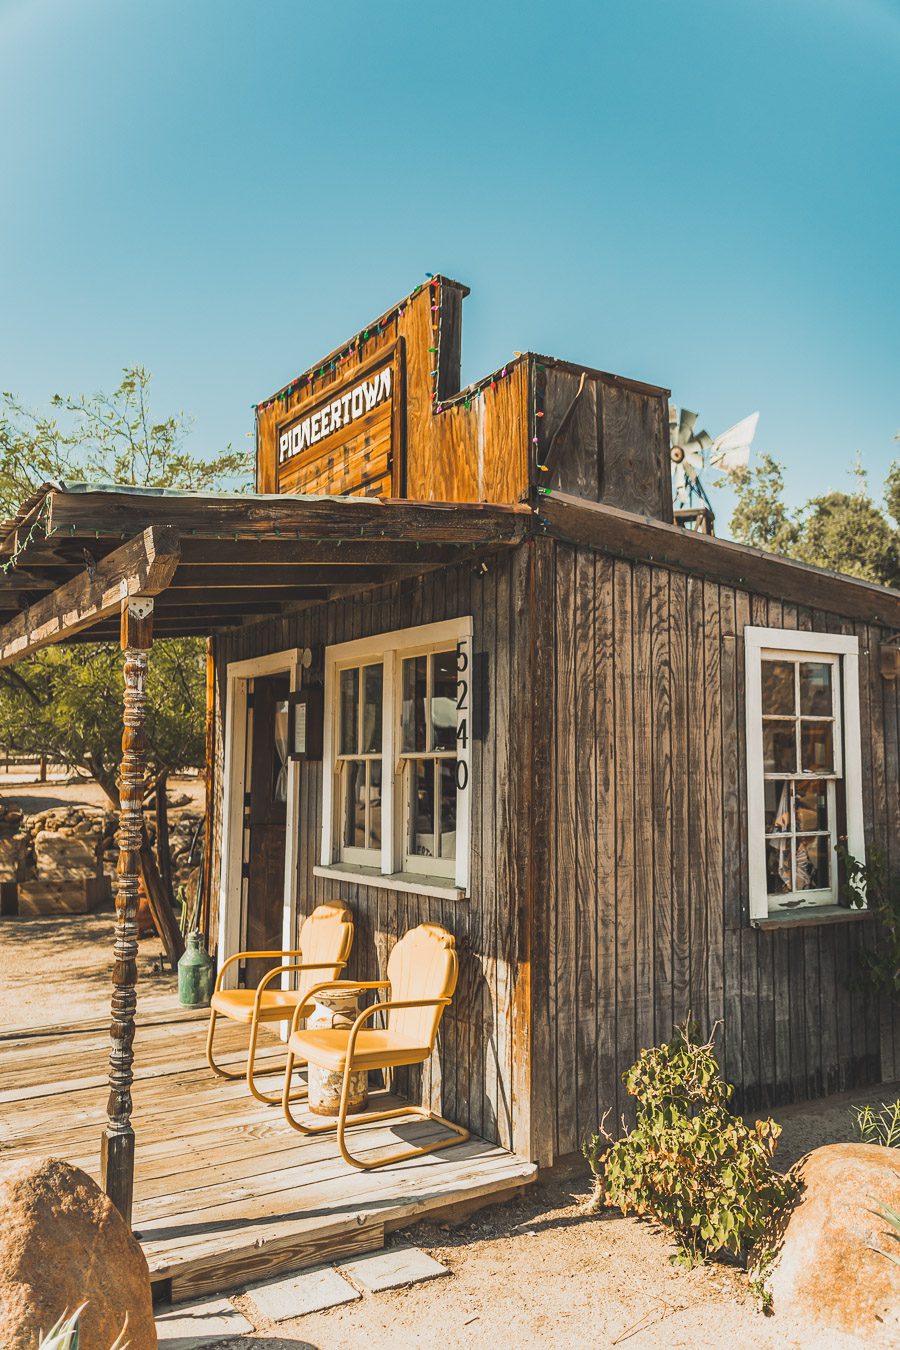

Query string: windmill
670 405 759 533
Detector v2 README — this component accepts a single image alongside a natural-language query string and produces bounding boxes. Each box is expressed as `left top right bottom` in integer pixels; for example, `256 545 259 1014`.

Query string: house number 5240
455 639 470 791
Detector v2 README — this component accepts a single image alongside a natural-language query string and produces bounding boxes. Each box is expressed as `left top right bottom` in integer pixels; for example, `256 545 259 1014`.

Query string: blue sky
1 0 897 531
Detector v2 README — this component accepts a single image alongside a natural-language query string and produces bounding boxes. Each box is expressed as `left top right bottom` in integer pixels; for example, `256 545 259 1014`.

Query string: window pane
799 662 833 716
340 668 358 755
763 719 796 773
362 663 383 753
764 780 792 834
800 721 834 773
439 759 457 859
794 778 829 832
408 758 435 858
795 835 830 890
368 760 382 850
762 660 795 715
343 761 365 848
766 838 792 894
401 656 427 752
431 650 457 751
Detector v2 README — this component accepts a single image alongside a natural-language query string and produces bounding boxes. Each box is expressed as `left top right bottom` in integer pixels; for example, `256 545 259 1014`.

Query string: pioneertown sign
279 364 393 465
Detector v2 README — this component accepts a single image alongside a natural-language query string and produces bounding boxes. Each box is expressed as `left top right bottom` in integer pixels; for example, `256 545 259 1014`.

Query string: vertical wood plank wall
538 537 900 1165
208 547 533 1157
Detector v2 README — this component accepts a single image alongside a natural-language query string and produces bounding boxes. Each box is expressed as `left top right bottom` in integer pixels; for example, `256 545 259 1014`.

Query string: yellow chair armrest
214 948 305 992
253 961 347 1001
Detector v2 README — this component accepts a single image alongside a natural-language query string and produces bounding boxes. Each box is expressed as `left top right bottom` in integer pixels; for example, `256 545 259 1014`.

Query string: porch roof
0 482 532 661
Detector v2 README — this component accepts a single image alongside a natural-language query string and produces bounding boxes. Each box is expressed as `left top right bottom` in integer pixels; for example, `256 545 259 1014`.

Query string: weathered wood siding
208 546 534 1156
535 536 900 1164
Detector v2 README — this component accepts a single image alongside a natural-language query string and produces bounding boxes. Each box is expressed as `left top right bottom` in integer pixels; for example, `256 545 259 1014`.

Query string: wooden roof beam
0 526 181 667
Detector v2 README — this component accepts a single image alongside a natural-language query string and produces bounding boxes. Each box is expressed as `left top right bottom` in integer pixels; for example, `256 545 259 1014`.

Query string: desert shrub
583 1021 797 1268
852 1099 900 1148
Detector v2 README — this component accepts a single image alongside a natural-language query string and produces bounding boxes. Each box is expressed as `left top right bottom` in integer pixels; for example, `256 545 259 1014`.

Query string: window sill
313 863 467 902
752 905 871 931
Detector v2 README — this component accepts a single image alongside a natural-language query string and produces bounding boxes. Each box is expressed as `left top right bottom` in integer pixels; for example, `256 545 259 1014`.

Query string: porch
0 1008 535 1304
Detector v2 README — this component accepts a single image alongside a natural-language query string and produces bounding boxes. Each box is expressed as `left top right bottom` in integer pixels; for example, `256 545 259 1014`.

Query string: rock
758 1142 900 1343
0 1157 156 1350
0 832 27 882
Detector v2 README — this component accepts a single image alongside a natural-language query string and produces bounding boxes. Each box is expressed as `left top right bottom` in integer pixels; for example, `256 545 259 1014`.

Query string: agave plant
38 1308 129 1350
39 1308 84 1350
871 1200 900 1266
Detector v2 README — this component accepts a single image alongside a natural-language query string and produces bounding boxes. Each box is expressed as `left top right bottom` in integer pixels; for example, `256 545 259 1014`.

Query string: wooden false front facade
0 273 898 1204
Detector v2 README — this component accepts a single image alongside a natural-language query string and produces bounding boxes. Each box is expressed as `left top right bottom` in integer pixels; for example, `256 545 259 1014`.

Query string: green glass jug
177 930 214 1008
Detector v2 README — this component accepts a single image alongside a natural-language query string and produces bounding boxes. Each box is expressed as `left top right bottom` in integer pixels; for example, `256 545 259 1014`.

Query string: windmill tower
670 406 759 533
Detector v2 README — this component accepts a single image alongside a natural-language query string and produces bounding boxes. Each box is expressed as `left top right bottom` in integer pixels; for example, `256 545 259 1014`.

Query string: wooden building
1 273 898 1227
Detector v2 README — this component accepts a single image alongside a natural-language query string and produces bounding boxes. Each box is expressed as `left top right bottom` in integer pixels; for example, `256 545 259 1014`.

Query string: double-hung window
745 628 865 924
319 618 472 897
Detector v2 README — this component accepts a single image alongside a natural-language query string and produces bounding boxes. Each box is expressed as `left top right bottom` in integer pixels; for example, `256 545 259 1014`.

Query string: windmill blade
677 408 699 444
682 445 705 479
710 411 759 472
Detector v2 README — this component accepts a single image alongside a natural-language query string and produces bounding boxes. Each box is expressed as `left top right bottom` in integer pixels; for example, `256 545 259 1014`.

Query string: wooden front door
242 673 290 987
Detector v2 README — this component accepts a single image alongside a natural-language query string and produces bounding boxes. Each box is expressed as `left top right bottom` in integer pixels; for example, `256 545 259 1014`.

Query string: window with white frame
745 628 865 923
320 618 472 894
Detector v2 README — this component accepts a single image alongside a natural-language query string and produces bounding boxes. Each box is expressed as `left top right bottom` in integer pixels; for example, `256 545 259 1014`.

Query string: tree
729 452 900 588
0 369 252 947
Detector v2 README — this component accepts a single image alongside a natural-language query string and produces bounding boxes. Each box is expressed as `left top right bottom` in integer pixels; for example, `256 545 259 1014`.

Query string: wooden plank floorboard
1 1012 535 1302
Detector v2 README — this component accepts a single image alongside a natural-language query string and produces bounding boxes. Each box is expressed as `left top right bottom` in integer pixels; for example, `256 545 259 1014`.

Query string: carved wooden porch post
101 596 154 1224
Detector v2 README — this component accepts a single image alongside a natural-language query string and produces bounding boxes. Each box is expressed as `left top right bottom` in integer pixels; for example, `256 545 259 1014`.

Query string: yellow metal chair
206 901 354 1104
280 923 470 1169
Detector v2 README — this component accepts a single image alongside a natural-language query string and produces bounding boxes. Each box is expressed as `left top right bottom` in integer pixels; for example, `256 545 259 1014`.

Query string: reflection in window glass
439 760 457 858
369 760 382 849
340 668 358 755
764 780 792 833
794 835 830 890
409 759 435 857
794 779 828 832
800 662 833 716
343 761 365 848
362 664 383 753
762 660 795 715
763 720 796 774
431 651 457 751
401 656 427 753
800 721 833 773
766 839 792 893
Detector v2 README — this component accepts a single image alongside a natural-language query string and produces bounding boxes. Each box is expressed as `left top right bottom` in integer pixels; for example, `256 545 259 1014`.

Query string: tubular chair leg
205 1010 245 1081
246 1016 307 1106
280 1050 470 1168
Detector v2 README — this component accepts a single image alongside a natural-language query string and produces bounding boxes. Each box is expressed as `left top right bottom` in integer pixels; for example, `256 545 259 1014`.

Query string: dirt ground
1 776 894 1348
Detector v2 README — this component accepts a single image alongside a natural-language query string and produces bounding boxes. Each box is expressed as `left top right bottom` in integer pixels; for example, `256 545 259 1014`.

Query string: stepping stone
155 1295 253 1348
339 1244 448 1293
248 1264 360 1321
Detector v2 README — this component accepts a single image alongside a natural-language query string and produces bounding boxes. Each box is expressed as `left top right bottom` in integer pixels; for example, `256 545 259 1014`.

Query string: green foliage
583 1021 797 1269
0 367 250 790
729 454 900 588
0 366 249 508
852 1099 900 1148
871 1200 900 1266
837 845 900 1001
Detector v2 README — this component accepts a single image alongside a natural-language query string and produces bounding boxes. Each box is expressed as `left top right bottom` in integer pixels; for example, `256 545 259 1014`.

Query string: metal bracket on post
127 597 154 621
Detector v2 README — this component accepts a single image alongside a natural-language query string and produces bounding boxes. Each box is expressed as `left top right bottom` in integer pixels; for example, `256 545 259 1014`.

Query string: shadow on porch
0 1008 535 1303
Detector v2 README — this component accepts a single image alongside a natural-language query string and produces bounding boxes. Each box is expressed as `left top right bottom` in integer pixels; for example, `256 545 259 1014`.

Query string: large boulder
0 1157 156 1350
760 1142 900 1343
33 829 100 881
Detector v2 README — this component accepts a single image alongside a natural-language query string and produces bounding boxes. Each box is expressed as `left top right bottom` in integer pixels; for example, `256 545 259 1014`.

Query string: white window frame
318 617 473 899
745 627 865 925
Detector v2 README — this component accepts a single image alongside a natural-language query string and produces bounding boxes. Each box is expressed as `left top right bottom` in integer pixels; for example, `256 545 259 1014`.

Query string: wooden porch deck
0 1009 536 1303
